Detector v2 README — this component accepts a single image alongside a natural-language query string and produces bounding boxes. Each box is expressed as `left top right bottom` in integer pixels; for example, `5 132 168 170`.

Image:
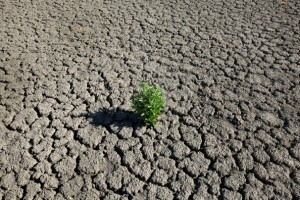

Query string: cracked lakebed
0 0 300 199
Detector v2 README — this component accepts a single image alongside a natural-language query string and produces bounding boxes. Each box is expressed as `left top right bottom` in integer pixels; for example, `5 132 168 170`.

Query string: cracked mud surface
0 0 299 199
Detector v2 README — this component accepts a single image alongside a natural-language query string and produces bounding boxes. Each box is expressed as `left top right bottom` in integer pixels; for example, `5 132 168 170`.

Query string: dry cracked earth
0 0 300 199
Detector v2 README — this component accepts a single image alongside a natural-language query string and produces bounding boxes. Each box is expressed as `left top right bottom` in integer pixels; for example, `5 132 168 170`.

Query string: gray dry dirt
0 0 299 199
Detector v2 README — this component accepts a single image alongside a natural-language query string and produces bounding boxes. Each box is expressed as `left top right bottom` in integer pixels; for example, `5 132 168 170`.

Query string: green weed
132 82 164 126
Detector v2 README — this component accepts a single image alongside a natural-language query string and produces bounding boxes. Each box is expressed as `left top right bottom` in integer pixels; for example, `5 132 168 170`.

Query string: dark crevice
114 146 147 182
33 106 42 117
112 188 132 199
20 185 27 199
53 184 62 196
4 122 15 132
63 123 95 150
0 186 7 191
248 169 274 186
29 173 44 189
74 156 81 175
198 131 215 170
238 184 247 200
105 178 132 199
46 112 54 125
218 177 226 200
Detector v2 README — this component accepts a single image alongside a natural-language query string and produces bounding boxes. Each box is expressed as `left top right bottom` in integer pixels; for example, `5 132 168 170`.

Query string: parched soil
0 0 299 199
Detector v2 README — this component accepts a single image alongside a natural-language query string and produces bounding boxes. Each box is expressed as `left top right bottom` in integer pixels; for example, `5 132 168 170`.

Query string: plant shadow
80 108 144 128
